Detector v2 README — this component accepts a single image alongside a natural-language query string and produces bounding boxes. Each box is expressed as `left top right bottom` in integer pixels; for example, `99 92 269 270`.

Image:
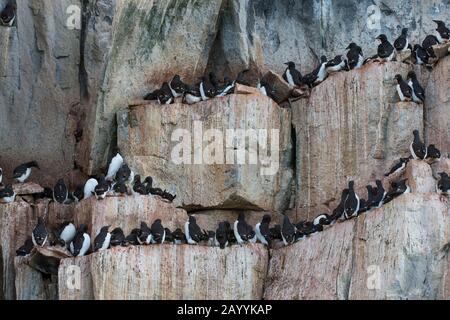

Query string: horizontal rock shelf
264 193 450 300
292 61 425 221
58 244 268 300
117 93 293 213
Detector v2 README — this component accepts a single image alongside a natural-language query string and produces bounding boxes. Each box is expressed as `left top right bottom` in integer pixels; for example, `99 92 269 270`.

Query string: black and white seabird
13 161 40 183
199 76 216 101
313 213 332 228
331 188 349 221
258 77 276 100
407 71 425 104
164 228 173 244
426 144 441 162
295 221 316 237
282 61 303 87
16 238 34 257
422 35 439 58
70 224 91 257
433 20 450 43
0 167 3 186
376 34 396 62
124 228 141 246
161 190 176 202
112 180 127 195
138 222 153 245
183 83 203 105
281 215 297 246
344 181 360 219
172 228 187 245
32 217 48 247
57 221 76 247
372 180 387 208
94 175 109 200
72 185 84 202
150 219 166 244
53 179 69 204
384 179 410 204
132 175 148 195
394 28 410 52
302 56 328 87
169 75 187 98
157 82 174 105
115 163 134 185
93 226 111 252
385 157 410 177
394 74 413 102
233 213 257 245
0 184 15 203
83 177 98 200
143 176 163 196
185 216 204 245
269 224 282 241
410 130 427 160
0 1 16 27
106 151 124 181
235 69 251 86
110 227 126 246
326 55 347 73
214 222 229 249
346 42 364 70
364 185 376 210
255 214 271 246
412 44 430 65
437 172 450 195
216 76 235 97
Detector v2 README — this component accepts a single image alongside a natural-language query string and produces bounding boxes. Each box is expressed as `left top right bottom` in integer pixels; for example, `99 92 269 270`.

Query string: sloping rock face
58 244 268 300
118 94 293 213
292 62 424 221
85 0 223 173
264 193 450 300
424 56 450 151
0 0 81 186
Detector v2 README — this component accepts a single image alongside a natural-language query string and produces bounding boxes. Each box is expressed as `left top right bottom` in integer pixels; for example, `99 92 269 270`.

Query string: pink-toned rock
260 70 292 104
234 83 261 95
12 183 44 196
59 244 268 300
432 43 450 60
404 159 436 193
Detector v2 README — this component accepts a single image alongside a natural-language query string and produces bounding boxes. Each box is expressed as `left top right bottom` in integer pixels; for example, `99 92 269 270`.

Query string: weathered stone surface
432 43 450 60
404 160 436 193
118 94 293 213
12 183 44 196
85 0 224 173
260 70 292 104
265 193 450 300
59 244 268 300
0 0 81 186
293 62 424 221
234 83 261 95
425 56 450 151
192 210 284 232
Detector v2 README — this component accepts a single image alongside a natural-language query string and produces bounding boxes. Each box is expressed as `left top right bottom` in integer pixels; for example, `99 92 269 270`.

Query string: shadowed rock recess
1 0 450 300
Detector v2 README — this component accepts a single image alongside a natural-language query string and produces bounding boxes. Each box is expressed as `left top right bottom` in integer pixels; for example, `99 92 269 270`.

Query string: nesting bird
70 224 91 257
282 61 303 87
94 226 111 252
433 20 449 43
0 184 15 203
394 74 412 102
410 130 427 160
53 179 68 204
13 161 40 183
346 42 364 70
255 214 272 247
407 71 425 104
344 181 360 219
376 34 395 62
0 1 16 26
394 28 409 52
32 217 48 247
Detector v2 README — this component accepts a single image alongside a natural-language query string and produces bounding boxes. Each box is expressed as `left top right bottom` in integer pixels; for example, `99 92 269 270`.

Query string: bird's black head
143 176 153 185
133 175 141 183
262 214 271 224
320 55 328 63
348 180 355 189
439 172 449 179
428 144 441 158
346 42 357 50
413 129 419 137
433 20 445 27
189 215 196 223
101 226 110 233
284 61 296 68
238 212 245 222
407 71 417 80
153 219 162 225
401 28 408 35
376 34 388 42
394 74 403 82
111 227 123 235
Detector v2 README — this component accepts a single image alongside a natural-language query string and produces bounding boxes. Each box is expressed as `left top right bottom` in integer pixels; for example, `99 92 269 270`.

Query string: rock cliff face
1 0 450 301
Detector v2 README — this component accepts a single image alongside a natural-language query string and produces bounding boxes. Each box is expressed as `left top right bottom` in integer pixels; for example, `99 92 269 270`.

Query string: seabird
53 179 69 204
376 34 396 62
295 221 316 237
32 217 48 247
385 157 410 177
407 71 425 104
344 181 360 219
172 228 187 245
94 175 109 200
110 227 126 246
394 28 409 52
0 184 15 203
124 228 141 246
16 238 34 257
215 222 229 249
372 180 387 208
106 151 124 181
57 221 76 247
302 56 328 87
331 189 349 221
143 89 158 101
143 176 163 196
93 226 111 252
183 83 202 105
137 222 152 245
437 172 450 195
115 163 134 185
326 55 347 73
0 1 16 26
157 82 174 105
72 185 84 202
433 20 450 43
199 76 216 101
346 42 364 70
0 167 3 186
410 130 427 160
394 74 412 102
282 61 303 87
235 69 251 86
313 213 332 228
161 190 176 202
384 179 410 203
233 213 256 245
281 215 297 246
426 144 441 162
132 175 148 195
422 35 439 58
412 44 430 65
83 178 98 200
13 161 40 183
255 214 272 246
215 76 235 97
257 78 276 100
164 228 173 244
185 216 205 245
112 180 127 195
70 224 91 257
269 224 282 241
169 75 187 98
150 219 166 244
